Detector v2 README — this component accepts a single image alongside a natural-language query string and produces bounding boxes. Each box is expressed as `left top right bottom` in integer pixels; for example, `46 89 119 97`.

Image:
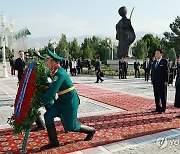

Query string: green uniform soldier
41 49 96 150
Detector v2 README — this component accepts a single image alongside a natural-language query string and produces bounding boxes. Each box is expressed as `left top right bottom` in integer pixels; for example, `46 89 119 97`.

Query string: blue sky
1 0 180 38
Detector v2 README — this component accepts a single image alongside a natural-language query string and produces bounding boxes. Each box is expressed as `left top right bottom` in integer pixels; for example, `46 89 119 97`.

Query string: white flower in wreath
53 76 58 82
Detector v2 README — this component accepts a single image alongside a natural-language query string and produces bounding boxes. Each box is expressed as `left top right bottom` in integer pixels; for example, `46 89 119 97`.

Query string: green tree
56 34 69 57
160 38 171 58
168 48 177 62
98 39 111 63
83 45 93 60
164 16 180 56
142 34 161 58
69 38 82 59
90 36 101 57
132 40 148 59
0 46 12 61
81 38 93 59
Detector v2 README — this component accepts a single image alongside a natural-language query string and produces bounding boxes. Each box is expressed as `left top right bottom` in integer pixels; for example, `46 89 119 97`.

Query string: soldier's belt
57 86 74 95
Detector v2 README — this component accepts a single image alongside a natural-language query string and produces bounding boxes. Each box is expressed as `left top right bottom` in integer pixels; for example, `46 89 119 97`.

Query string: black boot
31 117 45 132
79 125 96 141
41 124 59 150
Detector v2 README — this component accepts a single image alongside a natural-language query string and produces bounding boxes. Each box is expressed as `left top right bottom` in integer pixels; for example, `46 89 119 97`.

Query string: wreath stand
22 128 30 153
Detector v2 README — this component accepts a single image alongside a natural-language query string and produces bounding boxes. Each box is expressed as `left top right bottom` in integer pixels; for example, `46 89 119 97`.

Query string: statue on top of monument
116 6 136 58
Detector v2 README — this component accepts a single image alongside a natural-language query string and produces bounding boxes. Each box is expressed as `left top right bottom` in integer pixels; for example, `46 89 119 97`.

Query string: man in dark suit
15 50 25 84
143 56 151 81
134 58 140 78
151 49 169 114
118 58 124 79
9 56 15 75
124 57 128 79
95 56 103 83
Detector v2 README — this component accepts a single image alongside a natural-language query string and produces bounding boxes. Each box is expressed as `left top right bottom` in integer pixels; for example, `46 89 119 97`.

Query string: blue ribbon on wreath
14 62 36 118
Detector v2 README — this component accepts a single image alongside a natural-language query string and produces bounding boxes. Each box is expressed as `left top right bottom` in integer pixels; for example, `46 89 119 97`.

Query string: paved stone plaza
0 63 180 154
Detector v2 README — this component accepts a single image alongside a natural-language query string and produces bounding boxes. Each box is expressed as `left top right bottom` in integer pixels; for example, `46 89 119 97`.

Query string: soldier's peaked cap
46 49 63 61
33 51 45 60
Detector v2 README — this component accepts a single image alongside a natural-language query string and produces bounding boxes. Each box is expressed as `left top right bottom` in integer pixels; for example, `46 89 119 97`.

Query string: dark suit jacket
175 63 180 87
124 61 128 70
134 61 140 70
95 61 101 72
151 58 169 86
143 61 151 71
15 57 25 71
119 61 124 70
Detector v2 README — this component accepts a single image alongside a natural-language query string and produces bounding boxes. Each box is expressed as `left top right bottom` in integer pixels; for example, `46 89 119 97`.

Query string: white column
111 43 113 60
2 24 8 77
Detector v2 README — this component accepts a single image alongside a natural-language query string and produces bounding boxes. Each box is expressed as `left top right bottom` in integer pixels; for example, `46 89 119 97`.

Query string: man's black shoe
100 80 104 83
40 142 59 150
95 81 99 83
151 110 159 113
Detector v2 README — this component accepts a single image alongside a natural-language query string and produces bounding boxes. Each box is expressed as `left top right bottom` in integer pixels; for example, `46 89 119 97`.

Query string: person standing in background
15 50 25 84
79 57 83 73
124 57 128 79
24 51 30 66
77 58 81 74
71 58 77 76
69 58 72 75
9 56 15 75
87 59 92 74
95 56 104 83
134 58 140 78
168 60 175 85
118 58 123 79
143 56 151 82
151 49 169 114
174 57 180 109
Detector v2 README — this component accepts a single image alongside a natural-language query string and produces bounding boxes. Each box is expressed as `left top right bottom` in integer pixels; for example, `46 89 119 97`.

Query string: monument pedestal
107 58 143 71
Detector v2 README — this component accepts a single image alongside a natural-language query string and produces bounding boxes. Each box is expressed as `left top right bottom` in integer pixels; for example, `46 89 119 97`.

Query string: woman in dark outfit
174 57 180 117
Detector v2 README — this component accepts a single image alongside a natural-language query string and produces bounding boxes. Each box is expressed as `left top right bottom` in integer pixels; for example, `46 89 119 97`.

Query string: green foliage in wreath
8 60 49 134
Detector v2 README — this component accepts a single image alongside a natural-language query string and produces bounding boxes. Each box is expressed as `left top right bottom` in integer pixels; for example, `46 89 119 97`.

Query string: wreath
8 60 48 134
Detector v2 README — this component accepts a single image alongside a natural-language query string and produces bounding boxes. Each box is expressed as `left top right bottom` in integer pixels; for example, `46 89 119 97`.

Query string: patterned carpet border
0 83 180 153
74 83 171 111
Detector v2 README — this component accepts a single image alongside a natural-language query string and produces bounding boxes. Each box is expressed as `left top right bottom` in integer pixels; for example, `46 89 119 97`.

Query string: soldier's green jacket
42 66 81 131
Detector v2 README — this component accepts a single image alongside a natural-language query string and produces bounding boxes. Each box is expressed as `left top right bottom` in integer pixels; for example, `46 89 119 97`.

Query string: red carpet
75 83 160 111
0 83 180 153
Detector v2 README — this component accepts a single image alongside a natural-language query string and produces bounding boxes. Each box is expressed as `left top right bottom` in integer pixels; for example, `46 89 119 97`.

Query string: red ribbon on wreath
14 62 37 124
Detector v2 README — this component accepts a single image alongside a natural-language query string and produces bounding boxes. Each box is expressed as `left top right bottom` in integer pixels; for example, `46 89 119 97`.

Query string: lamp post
50 39 57 53
107 39 114 60
1 13 8 77
9 18 14 52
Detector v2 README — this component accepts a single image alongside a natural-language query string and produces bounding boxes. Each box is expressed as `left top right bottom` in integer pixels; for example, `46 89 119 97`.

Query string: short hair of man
156 49 163 54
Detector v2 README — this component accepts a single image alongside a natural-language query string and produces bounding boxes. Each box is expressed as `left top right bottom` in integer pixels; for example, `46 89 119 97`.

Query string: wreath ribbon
14 62 36 118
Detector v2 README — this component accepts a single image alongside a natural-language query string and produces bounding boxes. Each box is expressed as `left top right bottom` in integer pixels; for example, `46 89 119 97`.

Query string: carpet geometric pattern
75 83 161 111
0 83 180 153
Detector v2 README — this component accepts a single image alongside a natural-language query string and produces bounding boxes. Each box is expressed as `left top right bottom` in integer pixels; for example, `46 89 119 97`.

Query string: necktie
155 61 159 69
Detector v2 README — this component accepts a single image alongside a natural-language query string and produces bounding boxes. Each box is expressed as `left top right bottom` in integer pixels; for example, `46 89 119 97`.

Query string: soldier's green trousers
44 101 81 132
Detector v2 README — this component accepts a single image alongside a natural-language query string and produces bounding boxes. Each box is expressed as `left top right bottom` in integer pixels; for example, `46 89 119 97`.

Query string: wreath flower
8 60 48 134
